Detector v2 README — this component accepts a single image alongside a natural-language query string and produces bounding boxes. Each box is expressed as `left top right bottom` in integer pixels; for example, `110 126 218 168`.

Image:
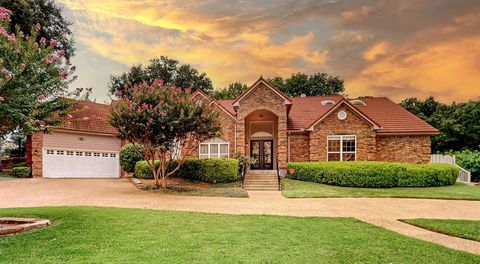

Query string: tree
212 82 248 99
0 6 76 136
0 0 75 59
400 97 480 152
266 73 344 97
109 56 213 98
108 80 221 189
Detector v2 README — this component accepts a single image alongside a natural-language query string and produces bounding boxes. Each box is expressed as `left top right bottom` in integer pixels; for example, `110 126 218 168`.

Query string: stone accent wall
31 132 43 177
235 83 288 169
289 132 310 162
376 135 431 163
309 106 376 161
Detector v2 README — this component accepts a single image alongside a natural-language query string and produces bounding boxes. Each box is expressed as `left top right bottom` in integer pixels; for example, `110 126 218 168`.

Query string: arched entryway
245 109 278 170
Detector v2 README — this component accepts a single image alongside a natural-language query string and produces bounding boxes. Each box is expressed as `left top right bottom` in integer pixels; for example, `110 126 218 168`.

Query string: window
327 135 356 161
102 153 108 157
199 137 229 158
66 151 74 156
110 153 116 158
85 152 92 157
94 152 100 157
76 151 83 156
46 149 54 155
56 150 64 155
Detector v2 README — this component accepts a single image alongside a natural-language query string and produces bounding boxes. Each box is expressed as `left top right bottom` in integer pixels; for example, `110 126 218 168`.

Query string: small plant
12 162 27 168
11 167 31 178
119 144 144 173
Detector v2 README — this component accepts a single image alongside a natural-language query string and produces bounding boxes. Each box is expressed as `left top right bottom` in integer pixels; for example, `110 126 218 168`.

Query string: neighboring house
27 77 438 178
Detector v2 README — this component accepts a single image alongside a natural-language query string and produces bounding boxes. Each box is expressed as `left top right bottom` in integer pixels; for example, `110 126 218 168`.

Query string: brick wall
235 83 288 169
309 106 377 161
376 135 431 163
31 132 43 177
289 132 310 162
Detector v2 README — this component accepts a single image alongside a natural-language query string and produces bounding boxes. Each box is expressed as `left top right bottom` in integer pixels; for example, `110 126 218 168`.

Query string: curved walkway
0 178 479 255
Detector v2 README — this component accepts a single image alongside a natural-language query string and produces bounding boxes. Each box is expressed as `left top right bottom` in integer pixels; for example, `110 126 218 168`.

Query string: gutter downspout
234 123 237 156
287 131 290 163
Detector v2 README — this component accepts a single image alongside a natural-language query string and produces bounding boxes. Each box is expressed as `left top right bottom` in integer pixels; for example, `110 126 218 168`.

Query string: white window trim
199 142 229 158
327 135 357 161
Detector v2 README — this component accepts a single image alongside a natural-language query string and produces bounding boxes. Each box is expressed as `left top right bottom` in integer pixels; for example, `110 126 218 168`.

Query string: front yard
0 207 478 263
282 178 480 200
400 219 480 242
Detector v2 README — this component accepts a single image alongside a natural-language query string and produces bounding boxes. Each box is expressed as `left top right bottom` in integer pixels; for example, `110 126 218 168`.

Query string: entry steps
243 170 279 191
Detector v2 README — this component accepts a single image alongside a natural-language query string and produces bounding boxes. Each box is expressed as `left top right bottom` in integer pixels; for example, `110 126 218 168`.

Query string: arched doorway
245 110 278 170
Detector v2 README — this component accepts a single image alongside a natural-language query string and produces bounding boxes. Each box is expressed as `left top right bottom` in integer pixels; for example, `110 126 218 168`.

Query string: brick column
236 118 246 155
31 132 43 177
277 115 288 169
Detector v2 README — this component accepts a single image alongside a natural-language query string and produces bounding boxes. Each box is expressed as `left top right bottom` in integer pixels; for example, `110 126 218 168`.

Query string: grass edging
399 219 480 242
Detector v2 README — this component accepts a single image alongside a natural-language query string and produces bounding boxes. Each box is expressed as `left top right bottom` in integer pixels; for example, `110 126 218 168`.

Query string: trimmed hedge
11 167 31 178
119 144 144 173
134 158 239 183
286 162 458 188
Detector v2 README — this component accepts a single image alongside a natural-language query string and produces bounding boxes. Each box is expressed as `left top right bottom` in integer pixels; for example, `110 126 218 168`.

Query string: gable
233 77 291 107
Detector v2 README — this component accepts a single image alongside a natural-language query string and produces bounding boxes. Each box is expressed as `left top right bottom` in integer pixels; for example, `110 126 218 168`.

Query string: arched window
199 137 229 158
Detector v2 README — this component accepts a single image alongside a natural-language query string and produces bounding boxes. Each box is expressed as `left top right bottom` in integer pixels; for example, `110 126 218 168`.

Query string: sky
57 0 480 103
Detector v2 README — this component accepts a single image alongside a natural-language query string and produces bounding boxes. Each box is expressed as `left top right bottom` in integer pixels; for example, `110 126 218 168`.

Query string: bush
454 150 480 182
11 167 31 178
134 158 239 183
286 161 458 188
12 161 27 168
119 144 144 173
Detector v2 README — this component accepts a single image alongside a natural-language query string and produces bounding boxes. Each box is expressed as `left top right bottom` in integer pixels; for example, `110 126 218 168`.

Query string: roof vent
300 94 306 97
350 99 366 106
321 100 335 106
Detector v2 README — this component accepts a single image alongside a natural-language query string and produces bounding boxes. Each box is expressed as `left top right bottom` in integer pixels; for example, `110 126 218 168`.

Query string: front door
250 140 273 170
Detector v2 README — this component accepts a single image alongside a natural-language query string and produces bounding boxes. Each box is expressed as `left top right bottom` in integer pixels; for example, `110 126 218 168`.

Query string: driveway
0 178 479 255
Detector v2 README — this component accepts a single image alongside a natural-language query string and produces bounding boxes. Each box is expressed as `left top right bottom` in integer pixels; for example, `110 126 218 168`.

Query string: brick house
28 77 438 178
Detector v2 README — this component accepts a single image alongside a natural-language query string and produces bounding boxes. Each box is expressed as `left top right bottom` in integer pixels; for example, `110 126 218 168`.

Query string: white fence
430 154 471 183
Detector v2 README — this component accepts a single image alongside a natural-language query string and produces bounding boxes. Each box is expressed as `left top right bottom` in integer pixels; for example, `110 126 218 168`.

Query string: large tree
108 80 221 189
212 82 248 100
400 97 480 152
0 0 75 59
0 6 76 136
109 56 213 98
267 72 344 97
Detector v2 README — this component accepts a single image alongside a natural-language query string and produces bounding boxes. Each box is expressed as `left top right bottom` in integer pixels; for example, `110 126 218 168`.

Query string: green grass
0 171 14 181
282 178 480 200
401 219 480 242
141 180 248 198
0 207 478 263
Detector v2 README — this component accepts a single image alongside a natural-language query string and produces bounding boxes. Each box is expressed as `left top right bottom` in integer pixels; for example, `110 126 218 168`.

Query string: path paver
0 178 479 254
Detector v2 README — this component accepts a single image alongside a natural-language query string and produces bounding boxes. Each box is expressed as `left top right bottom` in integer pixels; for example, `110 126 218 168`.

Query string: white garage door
43 148 120 178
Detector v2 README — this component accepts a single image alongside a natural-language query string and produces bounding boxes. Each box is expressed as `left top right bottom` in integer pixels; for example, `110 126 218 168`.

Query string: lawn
400 219 480 242
0 171 13 181
0 207 478 263
282 178 480 200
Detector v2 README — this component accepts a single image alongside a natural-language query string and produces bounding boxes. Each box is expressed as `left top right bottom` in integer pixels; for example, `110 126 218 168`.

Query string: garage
41 131 121 178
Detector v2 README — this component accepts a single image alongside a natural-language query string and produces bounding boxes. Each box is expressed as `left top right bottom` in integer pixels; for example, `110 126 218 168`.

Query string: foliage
266 72 344 97
212 82 248 99
400 97 480 152
135 158 239 183
109 56 213 98
11 166 30 177
281 179 480 200
109 80 221 188
286 162 458 188
0 6 76 136
0 0 75 59
119 143 144 173
12 161 26 167
454 150 480 182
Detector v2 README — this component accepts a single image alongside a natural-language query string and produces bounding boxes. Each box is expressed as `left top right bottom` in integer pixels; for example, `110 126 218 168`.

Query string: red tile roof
57 100 117 135
287 95 344 130
216 99 235 116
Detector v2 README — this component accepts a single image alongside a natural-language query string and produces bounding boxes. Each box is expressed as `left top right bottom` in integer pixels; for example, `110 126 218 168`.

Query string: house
27 77 438 178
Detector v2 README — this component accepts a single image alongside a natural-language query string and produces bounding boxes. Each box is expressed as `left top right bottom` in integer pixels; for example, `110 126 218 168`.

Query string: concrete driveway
0 178 479 255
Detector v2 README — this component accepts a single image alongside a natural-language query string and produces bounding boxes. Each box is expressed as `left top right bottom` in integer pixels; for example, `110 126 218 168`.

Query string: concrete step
244 186 279 191
248 170 277 175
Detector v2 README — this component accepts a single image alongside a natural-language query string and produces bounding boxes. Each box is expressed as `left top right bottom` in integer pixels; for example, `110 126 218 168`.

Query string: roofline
232 76 292 107
191 89 237 121
208 101 237 121
307 98 382 131
190 89 211 101
52 128 117 137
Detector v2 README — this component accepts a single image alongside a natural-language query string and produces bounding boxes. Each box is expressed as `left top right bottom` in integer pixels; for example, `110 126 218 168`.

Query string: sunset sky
57 0 480 103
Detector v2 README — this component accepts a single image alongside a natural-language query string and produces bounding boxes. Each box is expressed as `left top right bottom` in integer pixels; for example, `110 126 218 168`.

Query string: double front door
250 140 273 170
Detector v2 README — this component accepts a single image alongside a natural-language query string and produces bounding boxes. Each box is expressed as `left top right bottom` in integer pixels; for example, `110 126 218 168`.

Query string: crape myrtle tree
0 6 76 136
108 80 221 189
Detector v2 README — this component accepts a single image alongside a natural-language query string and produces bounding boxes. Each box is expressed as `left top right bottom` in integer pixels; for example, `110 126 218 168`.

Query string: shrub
11 167 31 178
134 158 239 183
286 161 458 188
119 144 144 173
12 162 27 168
454 150 480 182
